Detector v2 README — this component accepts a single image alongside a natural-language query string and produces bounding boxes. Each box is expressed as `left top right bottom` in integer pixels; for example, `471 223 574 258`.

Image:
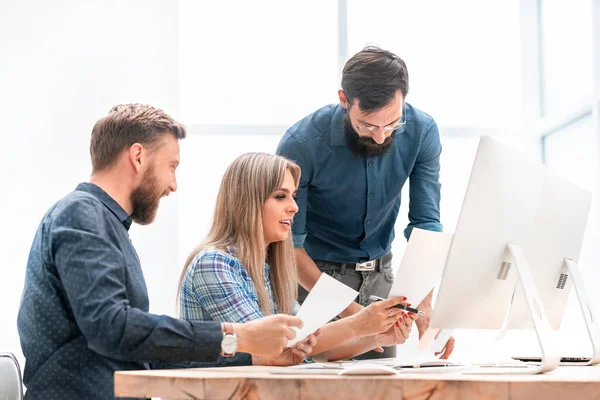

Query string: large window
531 0 599 267
544 116 598 267
347 0 522 128
518 0 600 359
178 0 339 126
541 0 592 116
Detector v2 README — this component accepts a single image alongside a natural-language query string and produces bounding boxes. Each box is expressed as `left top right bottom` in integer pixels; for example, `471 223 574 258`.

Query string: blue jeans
297 253 396 359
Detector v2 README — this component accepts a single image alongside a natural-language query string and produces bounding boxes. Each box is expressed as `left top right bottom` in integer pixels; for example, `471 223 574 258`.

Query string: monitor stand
564 258 600 365
466 244 560 374
425 244 561 374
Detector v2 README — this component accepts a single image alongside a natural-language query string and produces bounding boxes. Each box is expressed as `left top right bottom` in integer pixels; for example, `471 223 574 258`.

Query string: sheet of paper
270 359 466 376
389 228 453 305
269 363 344 375
287 273 358 346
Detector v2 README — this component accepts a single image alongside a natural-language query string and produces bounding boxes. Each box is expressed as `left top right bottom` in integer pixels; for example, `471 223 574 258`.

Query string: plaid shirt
180 248 277 324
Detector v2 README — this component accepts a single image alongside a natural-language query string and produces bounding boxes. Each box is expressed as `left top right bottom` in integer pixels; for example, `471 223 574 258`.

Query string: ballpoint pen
368 295 426 315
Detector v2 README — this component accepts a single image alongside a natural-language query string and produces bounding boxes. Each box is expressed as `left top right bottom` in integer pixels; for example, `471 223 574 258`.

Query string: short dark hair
90 103 187 172
341 46 409 113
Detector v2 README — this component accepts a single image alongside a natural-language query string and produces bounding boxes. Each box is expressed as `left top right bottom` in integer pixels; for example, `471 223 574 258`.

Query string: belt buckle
356 260 375 271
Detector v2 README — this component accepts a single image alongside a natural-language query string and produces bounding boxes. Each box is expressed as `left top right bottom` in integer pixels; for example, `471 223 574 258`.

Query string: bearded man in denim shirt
17 104 308 400
277 46 455 360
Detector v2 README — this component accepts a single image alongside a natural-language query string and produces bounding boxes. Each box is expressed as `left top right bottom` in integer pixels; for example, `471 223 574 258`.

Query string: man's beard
343 114 396 158
130 167 166 225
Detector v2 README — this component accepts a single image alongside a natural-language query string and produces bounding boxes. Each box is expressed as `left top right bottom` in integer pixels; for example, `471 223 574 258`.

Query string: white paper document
287 273 358 346
389 228 453 305
269 358 466 376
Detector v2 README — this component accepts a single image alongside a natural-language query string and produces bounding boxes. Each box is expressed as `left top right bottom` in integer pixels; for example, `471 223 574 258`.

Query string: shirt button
369 192 374 198
368 161 373 167
366 220 372 225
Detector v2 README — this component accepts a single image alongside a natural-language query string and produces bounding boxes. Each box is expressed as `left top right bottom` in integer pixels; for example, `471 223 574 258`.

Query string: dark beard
343 114 396 158
130 167 164 225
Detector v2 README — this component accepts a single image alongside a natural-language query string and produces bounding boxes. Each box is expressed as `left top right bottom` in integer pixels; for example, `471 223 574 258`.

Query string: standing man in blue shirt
17 104 312 400
277 46 455 359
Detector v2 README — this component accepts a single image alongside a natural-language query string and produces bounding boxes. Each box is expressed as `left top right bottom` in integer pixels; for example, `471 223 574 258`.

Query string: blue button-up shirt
277 103 443 264
17 183 223 400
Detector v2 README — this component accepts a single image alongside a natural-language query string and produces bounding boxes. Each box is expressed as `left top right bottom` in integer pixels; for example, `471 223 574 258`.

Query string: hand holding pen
369 295 426 316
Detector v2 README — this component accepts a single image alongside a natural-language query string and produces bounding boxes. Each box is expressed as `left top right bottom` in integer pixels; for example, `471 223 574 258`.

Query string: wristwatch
220 322 238 357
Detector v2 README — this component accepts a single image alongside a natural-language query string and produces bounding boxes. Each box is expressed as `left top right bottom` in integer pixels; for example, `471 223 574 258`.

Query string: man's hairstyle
90 103 187 172
341 46 409 113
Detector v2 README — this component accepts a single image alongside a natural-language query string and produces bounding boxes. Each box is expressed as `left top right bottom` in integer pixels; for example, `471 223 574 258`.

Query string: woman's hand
260 330 320 366
349 296 408 337
374 312 417 347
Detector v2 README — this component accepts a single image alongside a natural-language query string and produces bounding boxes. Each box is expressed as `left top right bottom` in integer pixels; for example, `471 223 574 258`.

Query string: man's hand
415 290 455 359
233 314 303 356
433 333 455 360
256 330 321 366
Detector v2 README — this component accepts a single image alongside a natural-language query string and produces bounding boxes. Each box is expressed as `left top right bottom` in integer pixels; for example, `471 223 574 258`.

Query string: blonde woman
178 153 415 366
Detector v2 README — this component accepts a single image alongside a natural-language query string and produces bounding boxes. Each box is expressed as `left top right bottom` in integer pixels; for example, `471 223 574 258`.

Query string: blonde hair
178 152 300 315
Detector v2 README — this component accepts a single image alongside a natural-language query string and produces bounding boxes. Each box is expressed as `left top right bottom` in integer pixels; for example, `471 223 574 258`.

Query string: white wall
0 0 180 364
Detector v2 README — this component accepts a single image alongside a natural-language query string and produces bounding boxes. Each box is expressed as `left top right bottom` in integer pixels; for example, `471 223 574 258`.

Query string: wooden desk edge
114 366 600 400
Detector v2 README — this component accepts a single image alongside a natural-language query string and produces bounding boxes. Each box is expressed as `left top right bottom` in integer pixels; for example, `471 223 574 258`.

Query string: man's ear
128 143 144 173
338 89 349 109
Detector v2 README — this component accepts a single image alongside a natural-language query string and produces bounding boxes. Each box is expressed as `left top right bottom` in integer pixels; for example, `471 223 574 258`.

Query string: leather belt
317 252 392 273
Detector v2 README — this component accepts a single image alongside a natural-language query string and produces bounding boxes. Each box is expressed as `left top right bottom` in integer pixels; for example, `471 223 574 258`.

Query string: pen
368 295 426 315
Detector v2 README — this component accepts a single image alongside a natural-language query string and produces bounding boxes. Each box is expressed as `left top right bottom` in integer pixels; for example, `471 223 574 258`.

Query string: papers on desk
389 228 453 305
287 273 358 347
269 358 466 376
272 363 345 375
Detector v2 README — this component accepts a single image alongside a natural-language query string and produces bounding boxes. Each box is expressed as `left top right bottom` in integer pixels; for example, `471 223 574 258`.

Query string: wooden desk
115 365 600 400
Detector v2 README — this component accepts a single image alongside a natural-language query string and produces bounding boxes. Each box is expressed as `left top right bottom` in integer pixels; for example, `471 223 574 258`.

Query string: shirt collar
75 182 133 230
330 104 348 147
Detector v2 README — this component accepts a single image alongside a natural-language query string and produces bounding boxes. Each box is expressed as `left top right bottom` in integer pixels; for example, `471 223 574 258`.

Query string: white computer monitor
505 173 600 365
506 173 591 330
426 135 559 373
429 135 545 329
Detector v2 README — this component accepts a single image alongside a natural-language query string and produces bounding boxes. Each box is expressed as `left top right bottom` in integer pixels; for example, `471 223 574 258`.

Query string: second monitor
426 135 592 373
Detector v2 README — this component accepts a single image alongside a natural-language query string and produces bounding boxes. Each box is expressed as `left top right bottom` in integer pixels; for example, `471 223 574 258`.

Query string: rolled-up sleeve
276 132 312 248
51 199 222 363
404 121 444 240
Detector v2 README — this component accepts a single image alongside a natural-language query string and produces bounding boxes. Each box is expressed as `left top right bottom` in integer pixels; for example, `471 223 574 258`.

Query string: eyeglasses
354 104 406 134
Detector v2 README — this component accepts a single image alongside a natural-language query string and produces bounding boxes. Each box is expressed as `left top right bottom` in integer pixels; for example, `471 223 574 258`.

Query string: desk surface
115 365 600 400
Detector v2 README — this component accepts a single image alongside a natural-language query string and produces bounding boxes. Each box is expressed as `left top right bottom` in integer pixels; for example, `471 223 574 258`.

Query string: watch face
222 335 238 354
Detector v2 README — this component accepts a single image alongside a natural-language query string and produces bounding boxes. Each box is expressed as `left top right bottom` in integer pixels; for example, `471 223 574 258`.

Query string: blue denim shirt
17 183 224 400
277 103 443 263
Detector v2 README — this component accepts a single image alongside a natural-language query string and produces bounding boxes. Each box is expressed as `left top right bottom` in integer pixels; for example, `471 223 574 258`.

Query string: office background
1 0 598 365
